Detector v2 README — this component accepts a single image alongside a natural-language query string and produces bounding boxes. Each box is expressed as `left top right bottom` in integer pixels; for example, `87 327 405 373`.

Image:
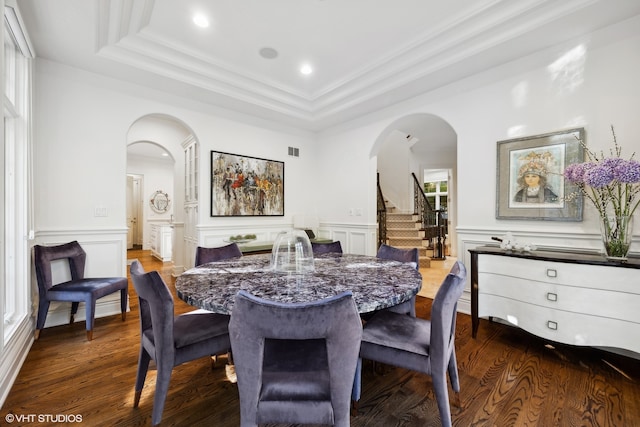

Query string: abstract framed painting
496 128 584 221
210 151 284 217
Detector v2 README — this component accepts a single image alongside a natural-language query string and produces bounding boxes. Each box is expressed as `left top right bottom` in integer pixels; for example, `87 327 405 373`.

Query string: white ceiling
16 0 640 131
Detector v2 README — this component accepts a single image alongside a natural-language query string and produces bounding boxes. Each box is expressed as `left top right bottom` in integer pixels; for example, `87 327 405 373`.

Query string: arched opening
371 113 458 295
126 114 198 272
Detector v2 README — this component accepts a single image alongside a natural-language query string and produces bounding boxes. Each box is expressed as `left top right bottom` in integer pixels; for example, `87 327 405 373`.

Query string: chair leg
35 299 50 340
70 302 80 324
85 298 96 341
120 288 128 321
432 372 453 427
152 363 173 426
134 348 152 408
210 355 217 369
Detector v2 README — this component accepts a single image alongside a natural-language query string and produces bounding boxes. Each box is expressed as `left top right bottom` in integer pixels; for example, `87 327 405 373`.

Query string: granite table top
175 253 422 314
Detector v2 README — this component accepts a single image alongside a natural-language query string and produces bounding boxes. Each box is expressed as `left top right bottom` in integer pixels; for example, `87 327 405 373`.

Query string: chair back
195 242 242 266
34 241 86 293
430 261 467 369
376 243 419 270
130 261 175 358
311 241 343 255
229 290 362 426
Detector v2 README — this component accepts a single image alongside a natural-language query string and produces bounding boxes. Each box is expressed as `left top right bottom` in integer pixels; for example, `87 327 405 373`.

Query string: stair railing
377 173 387 248
411 173 446 260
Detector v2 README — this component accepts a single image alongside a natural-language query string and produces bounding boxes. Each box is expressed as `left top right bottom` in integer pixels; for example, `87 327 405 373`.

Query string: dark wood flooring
2 249 638 426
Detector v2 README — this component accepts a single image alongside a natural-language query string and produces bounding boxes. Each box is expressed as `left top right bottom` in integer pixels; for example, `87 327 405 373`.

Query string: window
3 4 32 343
423 179 448 212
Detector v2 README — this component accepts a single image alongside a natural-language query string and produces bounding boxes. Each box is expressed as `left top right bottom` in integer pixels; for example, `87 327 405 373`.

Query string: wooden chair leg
351 399 359 416
210 355 218 370
133 390 142 408
34 329 41 340
86 330 93 341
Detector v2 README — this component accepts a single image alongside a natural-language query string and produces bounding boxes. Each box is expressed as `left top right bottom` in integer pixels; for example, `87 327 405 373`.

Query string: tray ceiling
16 0 640 130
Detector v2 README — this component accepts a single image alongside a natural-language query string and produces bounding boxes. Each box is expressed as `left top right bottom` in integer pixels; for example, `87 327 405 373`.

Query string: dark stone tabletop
175 253 422 314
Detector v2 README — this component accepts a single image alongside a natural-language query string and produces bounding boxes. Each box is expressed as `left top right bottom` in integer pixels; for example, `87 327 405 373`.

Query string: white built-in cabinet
151 223 173 262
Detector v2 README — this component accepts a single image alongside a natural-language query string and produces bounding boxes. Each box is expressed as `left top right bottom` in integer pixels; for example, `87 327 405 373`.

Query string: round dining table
175 253 422 314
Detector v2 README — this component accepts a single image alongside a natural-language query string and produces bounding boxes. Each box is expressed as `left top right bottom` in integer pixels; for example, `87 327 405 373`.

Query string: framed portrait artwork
496 128 584 221
211 151 284 217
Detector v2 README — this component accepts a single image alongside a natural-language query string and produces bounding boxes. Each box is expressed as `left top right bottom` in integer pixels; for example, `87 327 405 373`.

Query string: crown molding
94 0 630 129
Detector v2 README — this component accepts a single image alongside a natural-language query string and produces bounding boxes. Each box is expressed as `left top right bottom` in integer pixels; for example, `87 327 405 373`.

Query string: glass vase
600 215 634 261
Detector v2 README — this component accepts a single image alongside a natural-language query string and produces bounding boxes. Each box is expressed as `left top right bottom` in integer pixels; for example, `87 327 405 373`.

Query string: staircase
385 211 431 268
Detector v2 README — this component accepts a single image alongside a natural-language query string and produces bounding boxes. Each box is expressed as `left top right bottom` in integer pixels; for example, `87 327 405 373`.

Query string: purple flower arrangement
564 126 638 258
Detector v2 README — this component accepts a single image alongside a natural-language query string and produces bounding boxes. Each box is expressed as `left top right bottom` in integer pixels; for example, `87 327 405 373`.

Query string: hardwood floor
2 249 639 426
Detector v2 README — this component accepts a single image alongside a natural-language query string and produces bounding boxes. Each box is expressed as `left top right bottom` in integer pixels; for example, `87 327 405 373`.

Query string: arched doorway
370 113 458 257
126 114 198 273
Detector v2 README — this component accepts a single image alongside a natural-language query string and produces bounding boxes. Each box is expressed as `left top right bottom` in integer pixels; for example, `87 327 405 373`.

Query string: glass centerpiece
271 229 315 274
563 126 640 260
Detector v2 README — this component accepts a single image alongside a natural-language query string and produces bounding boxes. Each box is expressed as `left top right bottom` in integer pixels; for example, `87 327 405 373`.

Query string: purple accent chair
311 241 343 255
130 261 231 426
33 241 128 341
195 242 242 266
229 290 362 427
356 261 467 427
376 243 419 316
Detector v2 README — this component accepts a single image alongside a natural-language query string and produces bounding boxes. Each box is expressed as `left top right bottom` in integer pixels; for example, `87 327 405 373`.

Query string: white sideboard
150 223 173 262
469 246 640 355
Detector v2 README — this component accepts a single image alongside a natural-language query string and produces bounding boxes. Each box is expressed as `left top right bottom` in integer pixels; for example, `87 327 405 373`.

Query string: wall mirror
150 190 171 213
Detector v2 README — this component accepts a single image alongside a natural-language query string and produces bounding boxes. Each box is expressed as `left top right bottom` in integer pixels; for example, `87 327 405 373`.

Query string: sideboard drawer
478 272 640 322
479 254 640 292
479 294 640 353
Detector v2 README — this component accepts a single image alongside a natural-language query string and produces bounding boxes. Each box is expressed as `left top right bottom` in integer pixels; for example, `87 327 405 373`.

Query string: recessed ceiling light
300 64 313 75
162 152 169 157
259 47 279 59
193 13 210 28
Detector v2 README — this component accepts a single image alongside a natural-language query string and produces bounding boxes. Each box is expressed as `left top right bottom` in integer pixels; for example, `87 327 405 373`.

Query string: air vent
288 147 300 157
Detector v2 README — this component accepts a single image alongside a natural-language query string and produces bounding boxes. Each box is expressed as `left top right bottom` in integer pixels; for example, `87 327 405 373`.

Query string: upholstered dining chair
356 261 467 427
229 290 362 427
33 240 128 341
130 261 231 426
311 240 343 255
376 243 419 316
195 242 243 266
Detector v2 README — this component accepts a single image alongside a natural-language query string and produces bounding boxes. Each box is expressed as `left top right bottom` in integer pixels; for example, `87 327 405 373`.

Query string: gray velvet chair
356 261 467 427
33 240 128 341
195 242 243 266
130 261 231 426
311 240 343 255
229 290 362 427
376 243 419 316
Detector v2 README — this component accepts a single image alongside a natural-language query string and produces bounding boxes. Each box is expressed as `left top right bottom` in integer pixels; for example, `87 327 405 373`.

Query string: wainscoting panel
35 228 129 329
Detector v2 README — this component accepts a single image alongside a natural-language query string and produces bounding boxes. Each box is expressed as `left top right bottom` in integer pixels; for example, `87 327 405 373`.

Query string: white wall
31 58 318 323
377 130 412 212
315 17 640 312
30 14 640 313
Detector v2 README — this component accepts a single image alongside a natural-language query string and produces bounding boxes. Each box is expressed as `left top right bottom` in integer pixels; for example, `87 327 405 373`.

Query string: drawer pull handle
546 269 557 278
547 321 558 330
547 292 557 301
